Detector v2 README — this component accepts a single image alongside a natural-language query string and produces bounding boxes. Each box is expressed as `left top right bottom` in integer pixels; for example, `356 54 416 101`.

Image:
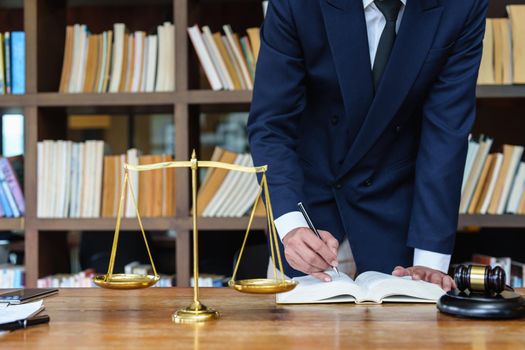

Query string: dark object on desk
437 288 525 319
0 314 50 331
437 264 525 319
0 289 58 304
455 264 505 294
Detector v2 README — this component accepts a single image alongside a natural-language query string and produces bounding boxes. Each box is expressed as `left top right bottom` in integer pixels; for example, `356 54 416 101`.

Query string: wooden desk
2 288 524 349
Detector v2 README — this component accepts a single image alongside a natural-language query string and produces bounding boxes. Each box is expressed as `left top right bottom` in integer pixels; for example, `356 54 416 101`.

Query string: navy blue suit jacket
247 0 488 277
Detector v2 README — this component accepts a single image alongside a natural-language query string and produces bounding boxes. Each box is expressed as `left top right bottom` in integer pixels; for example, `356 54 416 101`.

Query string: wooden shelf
36 92 177 107
32 218 175 231
476 85 525 98
0 218 24 231
186 90 252 104
186 216 267 230
458 214 525 229
0 94 31 107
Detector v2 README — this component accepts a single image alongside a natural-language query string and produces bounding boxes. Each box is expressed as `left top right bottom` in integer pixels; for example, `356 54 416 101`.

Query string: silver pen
297 202 340 277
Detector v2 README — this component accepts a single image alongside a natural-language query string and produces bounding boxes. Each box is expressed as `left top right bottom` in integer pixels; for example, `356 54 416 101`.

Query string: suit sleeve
407 0 488 254
247 0 307 218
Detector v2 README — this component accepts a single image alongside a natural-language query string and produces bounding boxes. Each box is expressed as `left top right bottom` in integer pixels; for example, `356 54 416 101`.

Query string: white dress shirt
273 0 451 274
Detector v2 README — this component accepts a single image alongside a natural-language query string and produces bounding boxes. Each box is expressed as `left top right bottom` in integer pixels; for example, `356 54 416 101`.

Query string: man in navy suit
247 0 488 291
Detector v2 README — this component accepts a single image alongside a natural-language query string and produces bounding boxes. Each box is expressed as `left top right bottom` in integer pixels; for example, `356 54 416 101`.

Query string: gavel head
454 264 506 294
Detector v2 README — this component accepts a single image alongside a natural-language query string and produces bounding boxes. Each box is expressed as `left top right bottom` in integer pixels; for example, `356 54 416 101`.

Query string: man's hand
282 228 339 282
392 266 456 291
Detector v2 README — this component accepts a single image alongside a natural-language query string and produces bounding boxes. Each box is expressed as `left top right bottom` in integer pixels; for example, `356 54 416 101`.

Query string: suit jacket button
395 125 402 132
331 116 339 125
334 182 343 189
364 179 372 187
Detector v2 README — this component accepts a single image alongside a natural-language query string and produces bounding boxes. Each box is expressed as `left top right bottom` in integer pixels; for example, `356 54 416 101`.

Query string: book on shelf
59 22 174 94
194 146 266 218
511 260 525 288
478 6 525 85
0 155 24 218
37 140 175 218
0 265 24 288
124 262 174 287
460 136 525 215
190 274 225 288
188 24 260 91
276 270 444 304
0 31 25 95
37 270 95 288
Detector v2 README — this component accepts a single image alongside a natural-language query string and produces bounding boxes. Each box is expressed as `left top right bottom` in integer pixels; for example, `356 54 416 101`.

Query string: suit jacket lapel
337 0 444 179
320 0 374 142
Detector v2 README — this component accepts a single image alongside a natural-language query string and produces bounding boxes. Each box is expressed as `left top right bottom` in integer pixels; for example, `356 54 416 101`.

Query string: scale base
172 301 220 323
437 289 525 319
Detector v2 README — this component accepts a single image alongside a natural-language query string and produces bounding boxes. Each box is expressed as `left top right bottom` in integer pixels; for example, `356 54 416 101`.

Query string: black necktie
372 0 402 89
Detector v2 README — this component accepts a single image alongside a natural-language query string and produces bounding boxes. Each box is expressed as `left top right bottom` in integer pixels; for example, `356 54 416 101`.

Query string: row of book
59 22 175 94
0 156 25 218
37 140 175 218
0 265 24 288
124 262 174 287
195 147 265 218
188 24 260 91
190 274 226 288
0 32 25 95
459 137 525 215
36 268 174 288
37 270 96 288
478 5 525 85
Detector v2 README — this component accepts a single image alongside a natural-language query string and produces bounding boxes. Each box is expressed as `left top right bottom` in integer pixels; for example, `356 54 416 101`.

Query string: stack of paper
0 300 44 325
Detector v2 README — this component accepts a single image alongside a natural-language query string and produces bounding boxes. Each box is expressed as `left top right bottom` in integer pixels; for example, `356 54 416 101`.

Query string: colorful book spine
0 169 20 217
0 32 5 95
0 157 25 215
10 32 25 94
4 32 11 94
0 182 13 217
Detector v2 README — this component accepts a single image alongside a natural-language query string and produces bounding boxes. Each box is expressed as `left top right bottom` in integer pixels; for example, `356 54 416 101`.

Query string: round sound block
437 289 525 319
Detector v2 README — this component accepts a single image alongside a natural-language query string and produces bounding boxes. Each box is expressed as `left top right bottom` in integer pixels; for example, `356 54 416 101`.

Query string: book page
355 271 445 303
276 271 365 304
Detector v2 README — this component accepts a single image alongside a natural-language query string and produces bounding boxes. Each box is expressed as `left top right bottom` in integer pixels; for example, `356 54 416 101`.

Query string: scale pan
93 274 160 289
228 278 298 294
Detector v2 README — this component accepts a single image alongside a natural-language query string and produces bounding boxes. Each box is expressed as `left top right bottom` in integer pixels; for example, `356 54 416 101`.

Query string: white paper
0 300 43 324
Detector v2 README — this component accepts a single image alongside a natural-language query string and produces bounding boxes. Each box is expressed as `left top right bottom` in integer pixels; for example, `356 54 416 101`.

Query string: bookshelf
0 0 523 288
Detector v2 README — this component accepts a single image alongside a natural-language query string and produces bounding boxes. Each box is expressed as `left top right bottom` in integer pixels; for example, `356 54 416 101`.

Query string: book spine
0 185 4 216
10 31 25 94
0 157 25 214
0 167 19 217
4 32 11 94
0 177 13 217
0 33 5 95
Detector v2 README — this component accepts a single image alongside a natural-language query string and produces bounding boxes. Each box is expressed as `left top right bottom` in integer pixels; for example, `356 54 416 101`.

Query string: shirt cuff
274 211 309 241
413 248 451 274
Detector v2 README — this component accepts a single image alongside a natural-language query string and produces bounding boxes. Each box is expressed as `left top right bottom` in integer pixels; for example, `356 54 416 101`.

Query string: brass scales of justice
92 150 298 323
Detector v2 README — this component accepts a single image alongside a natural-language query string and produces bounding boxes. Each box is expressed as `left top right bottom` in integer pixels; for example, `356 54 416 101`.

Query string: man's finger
298 242 331 271
303 233 338 266
442 276 452 292
392 266 410 277
287 249 318 275
430 273 442 285
311 271 332 282
411 270 423 280
319 230 339 255
450 276 457 290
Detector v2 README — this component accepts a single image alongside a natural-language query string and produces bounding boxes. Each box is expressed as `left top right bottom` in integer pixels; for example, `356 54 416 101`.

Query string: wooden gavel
454 264 506 294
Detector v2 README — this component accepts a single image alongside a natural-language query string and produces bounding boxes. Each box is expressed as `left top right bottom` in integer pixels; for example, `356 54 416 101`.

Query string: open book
276 271 445 304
